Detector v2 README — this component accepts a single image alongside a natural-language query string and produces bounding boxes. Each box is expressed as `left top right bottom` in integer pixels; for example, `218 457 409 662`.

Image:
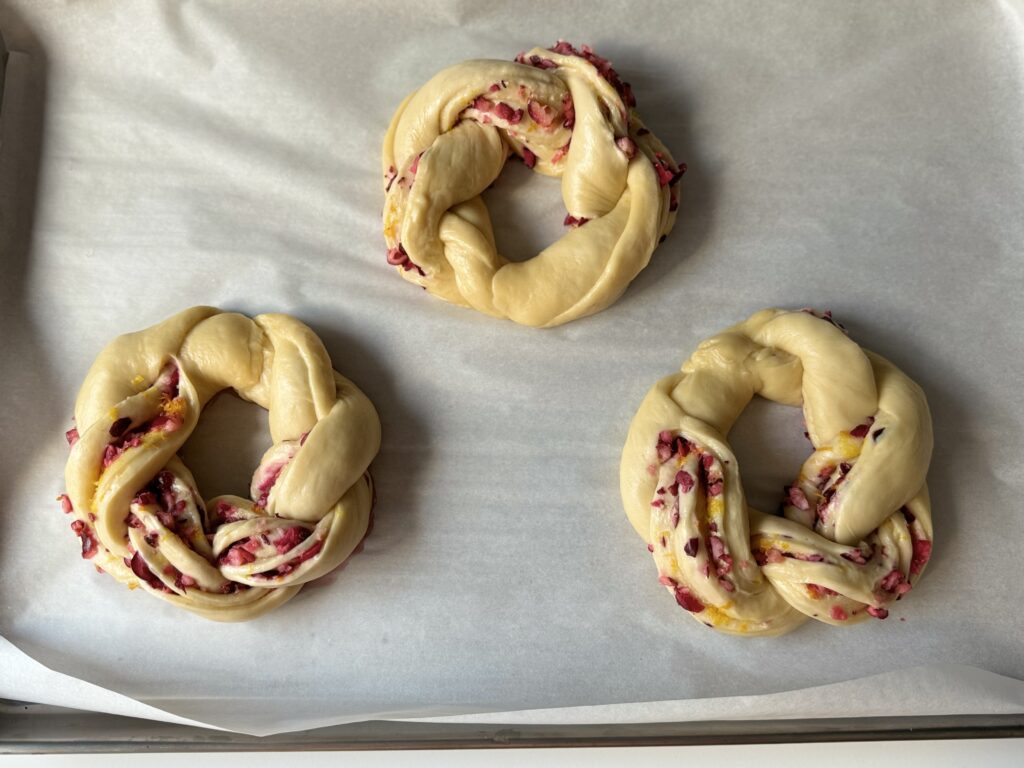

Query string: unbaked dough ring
382 41 683 328
60 307 381 622
620 309 934 636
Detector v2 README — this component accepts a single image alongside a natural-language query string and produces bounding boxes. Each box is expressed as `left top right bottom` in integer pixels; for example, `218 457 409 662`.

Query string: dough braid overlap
620 309 934 636
60 307 381 622
382 41 683 327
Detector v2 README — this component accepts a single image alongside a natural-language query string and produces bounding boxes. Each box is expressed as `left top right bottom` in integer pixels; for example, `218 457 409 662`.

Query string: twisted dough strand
61 307 381 622
382 42 683 327
620 309 934 635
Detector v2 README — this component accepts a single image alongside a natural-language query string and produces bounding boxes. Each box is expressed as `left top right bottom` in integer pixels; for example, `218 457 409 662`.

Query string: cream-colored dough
381 42 683 328
60 307 381 622
620 309 934 636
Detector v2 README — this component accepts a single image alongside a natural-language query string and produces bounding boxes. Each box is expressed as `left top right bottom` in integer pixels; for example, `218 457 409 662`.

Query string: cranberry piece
70 520 98 559
273 526 310 554
766 548 784 564
880 569 905 591
493 102 523 124
561 93 575 128
652 159 676 187
910 540 932 575
676 470 694 493
297 539 323 563
615 136 637 159
223 546 256 566
527 100 556 127
787 486 810 511
387 244 409 265
165 367 180 396
674 586 704 613
806 583 838 599
709 535 725 561
128 551 156 581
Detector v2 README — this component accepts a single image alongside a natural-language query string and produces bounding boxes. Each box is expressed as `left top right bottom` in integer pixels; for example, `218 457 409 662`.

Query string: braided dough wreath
382 41 683 328
59 307 381 622
620 309 934 636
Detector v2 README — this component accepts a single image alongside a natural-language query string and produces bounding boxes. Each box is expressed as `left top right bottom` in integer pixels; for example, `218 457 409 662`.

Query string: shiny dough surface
381 41 683 328
620 308 934 636
60 307 381 622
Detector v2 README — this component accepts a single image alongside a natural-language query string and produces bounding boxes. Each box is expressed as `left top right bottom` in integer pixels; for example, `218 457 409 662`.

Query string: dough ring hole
481 160 566 263
728 399 811 514
179 392 270 499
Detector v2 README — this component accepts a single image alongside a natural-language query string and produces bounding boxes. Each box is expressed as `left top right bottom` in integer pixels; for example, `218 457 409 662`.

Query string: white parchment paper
1 0 1022 736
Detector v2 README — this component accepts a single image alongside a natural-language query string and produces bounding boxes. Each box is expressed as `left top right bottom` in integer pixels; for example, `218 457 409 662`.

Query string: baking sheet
1 0 1022 737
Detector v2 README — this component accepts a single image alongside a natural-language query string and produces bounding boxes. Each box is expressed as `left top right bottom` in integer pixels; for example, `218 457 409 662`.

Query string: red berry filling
254 464 286 509
652 153 684 188
561 93 575 128
615 136 637 159
910 539 932 575
800 308 847 331
99 367 185 470
545 41 636 108
527 99 557 128
129 471 201 550
787 486 811 511
673 584 704 613
386 243 426 276
806 583 838 599
124 551 169 592
70 519 98 559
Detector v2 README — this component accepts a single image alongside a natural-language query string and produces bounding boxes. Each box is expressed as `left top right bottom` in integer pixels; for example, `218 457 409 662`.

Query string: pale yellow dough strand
61 307 381 622
620 309 934 636
381 42 682 327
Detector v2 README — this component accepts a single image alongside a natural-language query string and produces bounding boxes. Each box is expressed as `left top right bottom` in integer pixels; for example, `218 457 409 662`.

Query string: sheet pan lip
1 701 1022 753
